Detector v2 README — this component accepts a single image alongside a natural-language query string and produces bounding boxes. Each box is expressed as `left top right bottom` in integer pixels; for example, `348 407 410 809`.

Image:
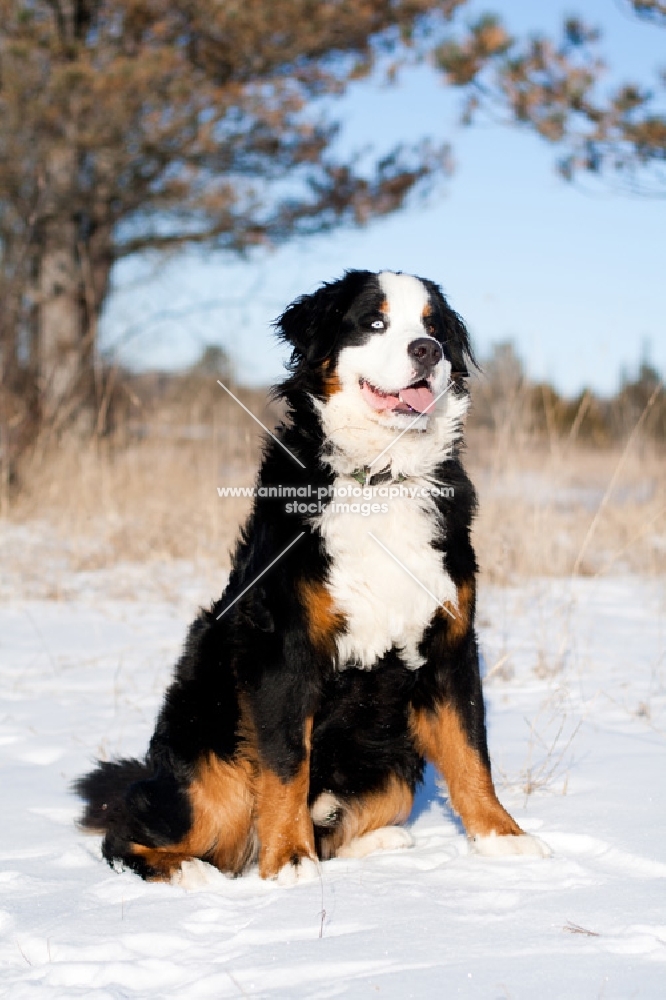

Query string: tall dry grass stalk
3 377 665 597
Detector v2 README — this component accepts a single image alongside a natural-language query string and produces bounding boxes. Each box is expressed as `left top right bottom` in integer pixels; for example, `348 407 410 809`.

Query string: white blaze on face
378 271 429 340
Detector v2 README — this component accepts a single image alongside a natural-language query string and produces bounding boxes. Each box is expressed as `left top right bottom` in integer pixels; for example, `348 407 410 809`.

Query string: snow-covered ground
1 565 665 999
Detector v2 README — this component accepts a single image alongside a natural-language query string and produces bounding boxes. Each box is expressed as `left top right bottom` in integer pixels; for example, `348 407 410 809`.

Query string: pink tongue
360 380 435 414
398 385 435 413
360 382 401 411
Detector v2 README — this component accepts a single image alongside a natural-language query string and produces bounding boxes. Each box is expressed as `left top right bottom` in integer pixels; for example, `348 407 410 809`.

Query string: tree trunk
37 146 94 433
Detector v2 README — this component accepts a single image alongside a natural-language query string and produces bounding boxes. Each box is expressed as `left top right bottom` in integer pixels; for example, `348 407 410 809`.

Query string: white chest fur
316 480 456 670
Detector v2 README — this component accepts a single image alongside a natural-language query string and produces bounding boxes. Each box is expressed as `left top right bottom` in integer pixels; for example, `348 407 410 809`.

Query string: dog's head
277 270 474 433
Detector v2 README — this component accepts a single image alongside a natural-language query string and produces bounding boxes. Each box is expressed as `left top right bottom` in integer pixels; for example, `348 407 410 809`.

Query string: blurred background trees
0 0 460 440
0 0 664 459
436 1 666 194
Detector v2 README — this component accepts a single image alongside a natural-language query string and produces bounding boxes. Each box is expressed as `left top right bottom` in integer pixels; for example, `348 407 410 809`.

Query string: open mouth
359 378 435 415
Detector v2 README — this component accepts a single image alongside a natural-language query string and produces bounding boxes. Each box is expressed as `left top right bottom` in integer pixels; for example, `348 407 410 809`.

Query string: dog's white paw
310 791 342 827
172 858 225 889
471 832 552 858
337 825 414 859
276 855 320 887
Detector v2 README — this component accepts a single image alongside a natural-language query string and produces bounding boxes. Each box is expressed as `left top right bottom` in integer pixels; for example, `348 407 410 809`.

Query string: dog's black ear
277 284 343 367
421 278 476 378
277 270 374 368
444 309 475 378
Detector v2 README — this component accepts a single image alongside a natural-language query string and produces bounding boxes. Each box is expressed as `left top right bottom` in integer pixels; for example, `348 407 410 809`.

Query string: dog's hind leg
313 774 414 861
89 754 255 881
129 755 256 880
336 826 414 858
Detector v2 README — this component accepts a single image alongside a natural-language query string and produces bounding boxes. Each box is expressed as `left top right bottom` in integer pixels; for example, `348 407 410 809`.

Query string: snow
1 567 665 999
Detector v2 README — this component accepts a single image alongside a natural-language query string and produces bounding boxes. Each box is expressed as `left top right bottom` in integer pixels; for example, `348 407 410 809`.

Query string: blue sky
101 0 665 398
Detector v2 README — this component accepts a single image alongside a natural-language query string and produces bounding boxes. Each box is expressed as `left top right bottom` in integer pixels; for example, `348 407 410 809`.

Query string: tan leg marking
131 754 255 880
409 703 523 838
317 775 414 861
256 717 315 879
441 578 475 647
298 580 346 655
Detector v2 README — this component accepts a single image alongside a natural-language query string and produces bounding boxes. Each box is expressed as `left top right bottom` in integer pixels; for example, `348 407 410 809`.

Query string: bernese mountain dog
77 269 549 885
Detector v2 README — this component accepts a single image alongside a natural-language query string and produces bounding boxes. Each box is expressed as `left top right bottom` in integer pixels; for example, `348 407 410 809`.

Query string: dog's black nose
408 337 442 371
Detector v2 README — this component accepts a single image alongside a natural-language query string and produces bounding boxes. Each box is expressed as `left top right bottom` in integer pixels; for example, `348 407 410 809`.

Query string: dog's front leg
409 694 523 841
411 590 550 857
410 693 551 856
255 714 316 881
241 662 318 881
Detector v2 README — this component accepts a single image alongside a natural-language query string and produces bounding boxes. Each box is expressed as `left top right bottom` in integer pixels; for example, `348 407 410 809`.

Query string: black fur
76 270 508 881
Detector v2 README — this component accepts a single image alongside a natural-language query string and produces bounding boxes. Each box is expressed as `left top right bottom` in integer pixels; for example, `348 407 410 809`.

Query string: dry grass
2 380 665 598
468 428 666 582
0 385 276 599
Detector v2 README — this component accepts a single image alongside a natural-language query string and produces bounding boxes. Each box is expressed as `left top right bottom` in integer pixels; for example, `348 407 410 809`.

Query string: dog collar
350 465 407 487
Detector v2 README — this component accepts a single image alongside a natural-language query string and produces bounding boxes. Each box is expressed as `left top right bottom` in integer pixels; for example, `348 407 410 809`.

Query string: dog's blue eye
371 319 385 330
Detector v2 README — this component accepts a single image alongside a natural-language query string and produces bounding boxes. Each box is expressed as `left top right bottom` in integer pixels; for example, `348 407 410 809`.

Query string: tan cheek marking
298 580 346 654
321 359 342 398
317 775 414 861
255 717 315 879
409 703 523 839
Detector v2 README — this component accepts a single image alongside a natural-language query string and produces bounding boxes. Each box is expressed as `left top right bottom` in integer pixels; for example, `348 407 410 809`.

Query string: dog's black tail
74 758 152 833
